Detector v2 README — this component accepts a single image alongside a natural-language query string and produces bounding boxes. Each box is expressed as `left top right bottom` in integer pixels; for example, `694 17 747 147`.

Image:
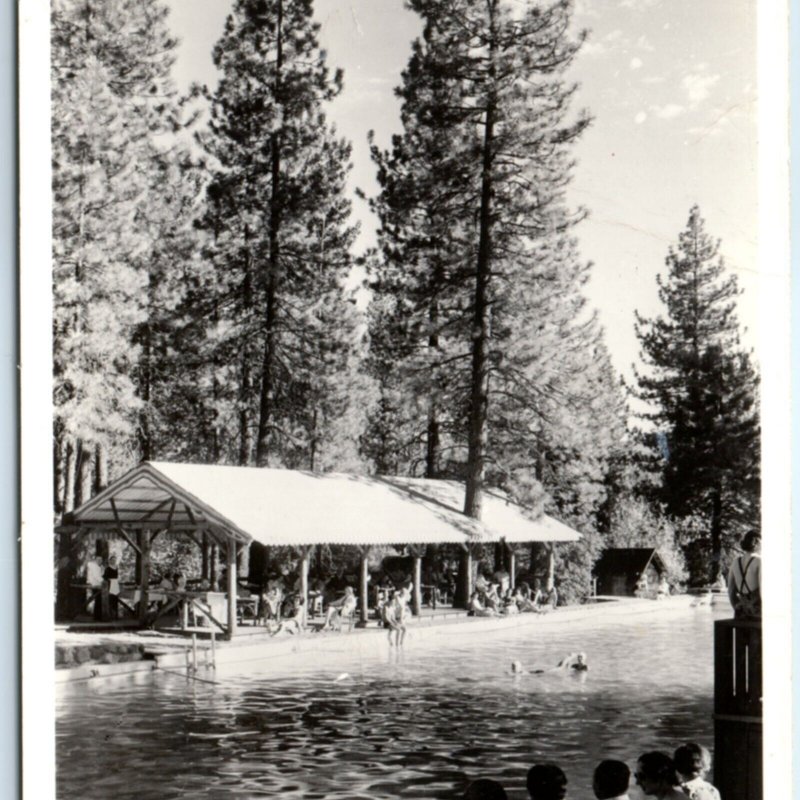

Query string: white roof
67 462 581 547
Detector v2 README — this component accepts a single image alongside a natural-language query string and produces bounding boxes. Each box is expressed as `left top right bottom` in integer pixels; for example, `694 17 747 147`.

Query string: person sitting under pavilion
320 586 357 631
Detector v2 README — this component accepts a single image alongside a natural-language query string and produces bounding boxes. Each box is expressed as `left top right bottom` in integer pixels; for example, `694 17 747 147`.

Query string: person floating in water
511 652 589 675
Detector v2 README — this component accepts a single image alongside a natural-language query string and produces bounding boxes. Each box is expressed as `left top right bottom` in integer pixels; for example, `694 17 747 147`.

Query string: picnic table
146 590 229 633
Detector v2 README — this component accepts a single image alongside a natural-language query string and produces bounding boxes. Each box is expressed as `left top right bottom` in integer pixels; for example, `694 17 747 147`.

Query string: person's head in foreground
635 752 680 797
463 778 508 800
511 659 525 674
741 530 761 553
593 760 630 799
672 742 711 783
527 763 567 800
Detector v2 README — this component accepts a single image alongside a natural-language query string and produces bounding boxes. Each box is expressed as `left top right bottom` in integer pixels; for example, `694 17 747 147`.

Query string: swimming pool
56 606 724 799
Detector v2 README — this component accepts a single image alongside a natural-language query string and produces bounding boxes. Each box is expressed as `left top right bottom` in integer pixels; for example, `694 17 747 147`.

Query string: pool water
56 607 724 799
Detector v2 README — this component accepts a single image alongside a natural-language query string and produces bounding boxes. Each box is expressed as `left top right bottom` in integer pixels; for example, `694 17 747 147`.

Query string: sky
164 0 759 382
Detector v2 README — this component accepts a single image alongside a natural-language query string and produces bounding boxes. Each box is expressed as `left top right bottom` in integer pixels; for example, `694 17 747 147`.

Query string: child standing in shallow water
673 743 720 800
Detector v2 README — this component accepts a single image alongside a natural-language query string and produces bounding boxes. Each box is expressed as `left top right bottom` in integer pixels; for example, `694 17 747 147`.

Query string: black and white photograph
19 0 791 798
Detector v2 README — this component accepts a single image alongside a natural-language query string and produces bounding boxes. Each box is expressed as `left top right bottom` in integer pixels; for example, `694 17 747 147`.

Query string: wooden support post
226 539 237 638
508 545 516 590
210 543 217 588
412 555 423 616
298 547 310 617
546 543 555 591
458 544 474 610
201 532 209 581
356 548 370 628
138 531 150 625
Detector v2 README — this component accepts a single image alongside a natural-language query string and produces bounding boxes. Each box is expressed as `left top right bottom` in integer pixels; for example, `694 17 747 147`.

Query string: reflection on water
57 608 724 799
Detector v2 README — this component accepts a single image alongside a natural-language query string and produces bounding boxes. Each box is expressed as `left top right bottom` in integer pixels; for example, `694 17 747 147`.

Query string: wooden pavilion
56 462 581 638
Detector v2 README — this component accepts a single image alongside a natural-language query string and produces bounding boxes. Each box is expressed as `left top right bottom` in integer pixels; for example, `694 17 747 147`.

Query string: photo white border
20 1 55 797
17 0 792 797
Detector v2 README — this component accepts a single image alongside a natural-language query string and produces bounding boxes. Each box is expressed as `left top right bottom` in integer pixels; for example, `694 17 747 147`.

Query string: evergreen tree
634 206 760 582
385 0 591 519
368 0 630 602
196 0 360 469
52 0 194 511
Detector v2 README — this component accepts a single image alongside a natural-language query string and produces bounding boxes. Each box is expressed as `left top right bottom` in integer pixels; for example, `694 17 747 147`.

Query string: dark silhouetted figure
527 764 568 800
593 760 631 800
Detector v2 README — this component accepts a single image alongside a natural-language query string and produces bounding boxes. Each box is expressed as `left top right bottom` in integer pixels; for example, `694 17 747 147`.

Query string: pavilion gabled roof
61 462 581 548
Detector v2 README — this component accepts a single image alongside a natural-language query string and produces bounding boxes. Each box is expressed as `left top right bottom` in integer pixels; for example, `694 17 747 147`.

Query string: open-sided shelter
57 462 581 636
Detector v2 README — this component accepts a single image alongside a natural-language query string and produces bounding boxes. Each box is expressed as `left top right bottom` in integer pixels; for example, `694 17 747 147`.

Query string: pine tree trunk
256 0 284 469
425 274 441 478
239 353 251 466
463 71 496 520
76 440 93 507
139 318 152 461
94 443 108 493
709 486 723 583
63 439 77 514
54 433 65 516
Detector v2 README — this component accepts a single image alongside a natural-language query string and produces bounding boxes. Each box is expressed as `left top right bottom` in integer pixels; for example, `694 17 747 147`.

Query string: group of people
463 743 720 800
83 553 120 620
470 579 557 618
380 586 411 645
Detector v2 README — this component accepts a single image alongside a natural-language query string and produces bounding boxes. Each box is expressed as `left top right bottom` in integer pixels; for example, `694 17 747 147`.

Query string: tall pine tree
52 0 197 511
196 0 360 469
634 206 760 582
367 0 628 601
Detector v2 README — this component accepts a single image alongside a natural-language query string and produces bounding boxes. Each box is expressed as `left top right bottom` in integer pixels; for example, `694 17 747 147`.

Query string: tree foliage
52 0 199 512
633 206 760 582
195 0 363 469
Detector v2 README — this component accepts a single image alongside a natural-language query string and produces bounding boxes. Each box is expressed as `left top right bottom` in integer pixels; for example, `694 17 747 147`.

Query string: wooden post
458 544 474 610
201 532 209 581
226 539 238 639
210 543 217 588
412 555 423 616
356 548 370 628
138 531 150 625
546 543 555 591
298 547 310 616
508 545 516 590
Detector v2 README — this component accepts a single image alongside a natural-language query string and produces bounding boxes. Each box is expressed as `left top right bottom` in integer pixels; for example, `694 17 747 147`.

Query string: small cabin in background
593 548 666 597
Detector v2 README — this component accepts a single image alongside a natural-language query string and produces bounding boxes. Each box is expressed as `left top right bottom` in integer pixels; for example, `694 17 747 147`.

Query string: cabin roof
593 547 666 578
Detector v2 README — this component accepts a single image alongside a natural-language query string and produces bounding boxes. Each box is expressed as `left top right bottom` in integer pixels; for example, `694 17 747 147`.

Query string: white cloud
630 57 643 70
581 41 607 57
619 0 661 8
651 103 686 119
634 111 647 124
574 0 601 16
682 71 721 104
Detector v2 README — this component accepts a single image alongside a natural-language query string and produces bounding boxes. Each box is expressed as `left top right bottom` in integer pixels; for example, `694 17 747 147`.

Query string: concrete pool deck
55 594 725 684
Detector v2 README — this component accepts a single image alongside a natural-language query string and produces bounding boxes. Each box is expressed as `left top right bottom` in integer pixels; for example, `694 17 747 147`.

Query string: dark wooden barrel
714 618 762 800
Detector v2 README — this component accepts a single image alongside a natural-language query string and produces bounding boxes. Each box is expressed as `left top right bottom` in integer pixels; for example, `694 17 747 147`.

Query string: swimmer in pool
511 652 589 675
